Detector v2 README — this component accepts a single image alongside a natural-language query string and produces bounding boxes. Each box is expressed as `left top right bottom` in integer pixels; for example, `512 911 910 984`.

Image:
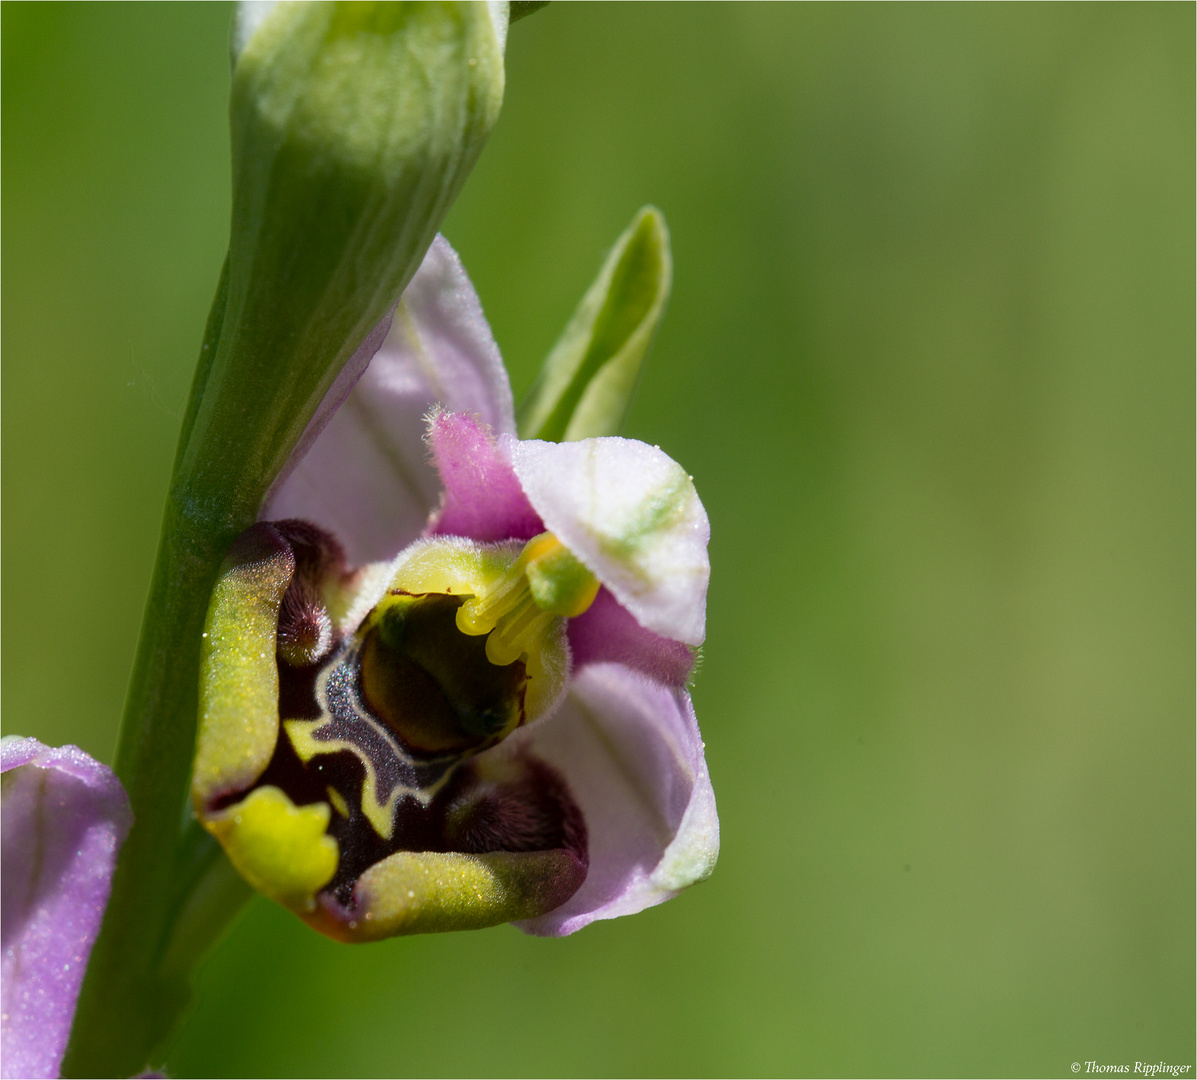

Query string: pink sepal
426 412 543 542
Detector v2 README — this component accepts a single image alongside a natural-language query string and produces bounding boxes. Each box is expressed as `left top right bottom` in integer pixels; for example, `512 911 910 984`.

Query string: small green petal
517 206 672 442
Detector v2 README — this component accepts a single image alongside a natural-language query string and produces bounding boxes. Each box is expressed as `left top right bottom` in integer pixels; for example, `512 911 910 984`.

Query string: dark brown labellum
246 520 587 914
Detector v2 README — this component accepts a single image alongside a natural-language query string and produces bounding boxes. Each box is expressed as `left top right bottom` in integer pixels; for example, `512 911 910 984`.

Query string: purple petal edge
568 588 695 688
426 412 544 542
1 737 132 1080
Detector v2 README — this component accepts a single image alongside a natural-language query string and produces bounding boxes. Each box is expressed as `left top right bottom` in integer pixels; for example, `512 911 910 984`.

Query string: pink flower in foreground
1 738 131 1079
192 237 718 940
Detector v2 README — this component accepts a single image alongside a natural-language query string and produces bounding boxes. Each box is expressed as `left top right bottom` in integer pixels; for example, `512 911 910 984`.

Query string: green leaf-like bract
517 206 671 442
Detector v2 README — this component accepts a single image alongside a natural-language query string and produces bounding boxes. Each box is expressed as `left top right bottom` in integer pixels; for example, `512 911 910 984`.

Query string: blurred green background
3 3 1193 1076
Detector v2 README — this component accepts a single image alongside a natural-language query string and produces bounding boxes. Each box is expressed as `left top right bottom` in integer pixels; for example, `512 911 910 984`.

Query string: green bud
517 205 672 442
180 1 507 523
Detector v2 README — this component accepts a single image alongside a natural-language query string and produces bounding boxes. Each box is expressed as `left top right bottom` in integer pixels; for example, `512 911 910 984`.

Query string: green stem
61 273 260 1078
159 823 255 985
61 510 249 1076
57 3 513 1060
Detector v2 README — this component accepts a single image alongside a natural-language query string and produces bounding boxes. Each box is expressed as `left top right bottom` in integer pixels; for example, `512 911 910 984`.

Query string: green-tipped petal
517 207 672 442
511 436 709 645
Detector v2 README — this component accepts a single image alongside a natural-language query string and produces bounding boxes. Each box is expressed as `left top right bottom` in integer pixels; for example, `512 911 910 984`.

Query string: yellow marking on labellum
207 785 338 913
192 531 293 809
326 786 350 818
307 848 587 941
284 718 450 841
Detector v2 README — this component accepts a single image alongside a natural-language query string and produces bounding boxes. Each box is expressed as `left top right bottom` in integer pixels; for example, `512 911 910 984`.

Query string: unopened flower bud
179 1 508 524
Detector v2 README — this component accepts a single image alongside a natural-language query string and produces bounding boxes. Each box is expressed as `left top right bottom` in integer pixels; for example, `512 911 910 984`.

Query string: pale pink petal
511 437 710 646
264 236 515 565
568 587 695 689
508 663 719 937
260 306 396 520
390 235 515 433
1 738 133 1080
426 413 543 542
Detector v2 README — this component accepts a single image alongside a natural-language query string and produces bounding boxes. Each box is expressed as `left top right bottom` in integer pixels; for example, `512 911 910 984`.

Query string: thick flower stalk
62 4 508 1075
193 227 718 938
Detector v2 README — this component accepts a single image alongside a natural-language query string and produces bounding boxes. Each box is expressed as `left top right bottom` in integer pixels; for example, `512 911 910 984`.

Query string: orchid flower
1 738 131 1080
4 5 717 1074
191 226 719 939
